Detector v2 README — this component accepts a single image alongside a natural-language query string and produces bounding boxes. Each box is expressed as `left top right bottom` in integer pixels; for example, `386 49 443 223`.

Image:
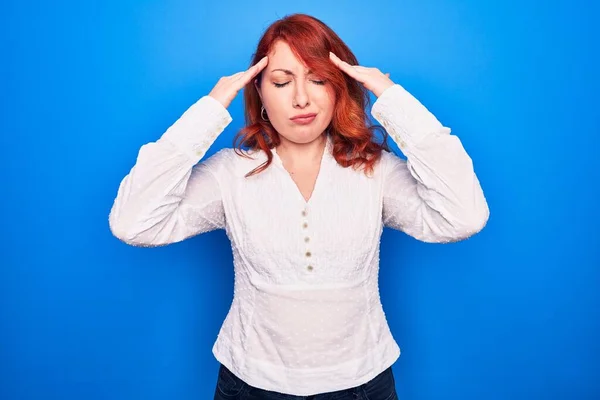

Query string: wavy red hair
232 13 390 177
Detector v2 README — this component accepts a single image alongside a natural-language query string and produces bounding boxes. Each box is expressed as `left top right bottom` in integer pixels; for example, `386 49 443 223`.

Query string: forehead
267 40 309 73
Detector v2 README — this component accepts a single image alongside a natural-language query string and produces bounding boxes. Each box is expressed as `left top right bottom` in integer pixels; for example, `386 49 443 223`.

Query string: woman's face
255 40 335 145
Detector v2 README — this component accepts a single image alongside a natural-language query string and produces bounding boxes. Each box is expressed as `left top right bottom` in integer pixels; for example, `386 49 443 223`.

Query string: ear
254 79 263 101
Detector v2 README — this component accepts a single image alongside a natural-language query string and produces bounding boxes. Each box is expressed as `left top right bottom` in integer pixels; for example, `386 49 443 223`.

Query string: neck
276 134 327 168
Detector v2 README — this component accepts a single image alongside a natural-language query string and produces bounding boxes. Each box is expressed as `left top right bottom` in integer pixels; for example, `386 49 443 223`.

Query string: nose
293 81 310 108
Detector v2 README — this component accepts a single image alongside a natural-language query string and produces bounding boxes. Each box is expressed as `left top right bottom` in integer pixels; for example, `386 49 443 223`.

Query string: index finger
329 52 359 79
243 56 269 82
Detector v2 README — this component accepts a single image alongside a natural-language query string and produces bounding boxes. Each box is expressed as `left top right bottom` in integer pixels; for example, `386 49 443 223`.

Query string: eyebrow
269 68 314 76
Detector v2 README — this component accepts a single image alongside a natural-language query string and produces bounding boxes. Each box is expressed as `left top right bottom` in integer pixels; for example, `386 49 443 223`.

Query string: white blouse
108 84 489 396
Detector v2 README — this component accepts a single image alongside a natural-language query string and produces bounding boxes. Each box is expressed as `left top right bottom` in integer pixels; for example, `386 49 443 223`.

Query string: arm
108 95 232 247
372 84 490 243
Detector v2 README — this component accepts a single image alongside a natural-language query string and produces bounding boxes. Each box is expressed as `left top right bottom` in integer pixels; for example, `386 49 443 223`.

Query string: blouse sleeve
371 84 490 243
108 95 232 247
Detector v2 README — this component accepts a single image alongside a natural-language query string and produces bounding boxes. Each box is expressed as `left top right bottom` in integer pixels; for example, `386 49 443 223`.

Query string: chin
300 130 326 140
280 132 325 145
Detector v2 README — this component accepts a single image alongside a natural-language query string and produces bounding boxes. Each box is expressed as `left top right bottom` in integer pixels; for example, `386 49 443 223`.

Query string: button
305 251 311 257
301 210 307 217
304 237 310 243
307 265 314 271
302 222 308 228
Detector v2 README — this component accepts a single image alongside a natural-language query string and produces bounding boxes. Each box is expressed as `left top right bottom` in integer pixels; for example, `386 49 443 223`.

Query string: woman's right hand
208 56 269 109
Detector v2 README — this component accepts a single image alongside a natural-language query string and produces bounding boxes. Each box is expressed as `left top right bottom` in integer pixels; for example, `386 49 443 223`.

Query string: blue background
2 0 598 399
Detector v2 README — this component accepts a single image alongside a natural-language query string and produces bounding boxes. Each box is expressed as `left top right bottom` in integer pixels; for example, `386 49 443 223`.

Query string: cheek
317 93 336 117
262 90 286 115
317 88 335 110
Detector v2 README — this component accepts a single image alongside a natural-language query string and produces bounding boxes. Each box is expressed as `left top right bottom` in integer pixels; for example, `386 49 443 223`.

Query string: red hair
232 13 390 177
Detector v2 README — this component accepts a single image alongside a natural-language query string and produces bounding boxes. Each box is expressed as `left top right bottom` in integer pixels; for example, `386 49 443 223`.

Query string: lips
291 113 317 120
290 113 317 125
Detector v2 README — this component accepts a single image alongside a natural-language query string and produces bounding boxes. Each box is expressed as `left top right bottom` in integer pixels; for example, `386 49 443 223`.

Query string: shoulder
196 147 270 178
377 148 408 176
375 148 396 164
379 148 405 163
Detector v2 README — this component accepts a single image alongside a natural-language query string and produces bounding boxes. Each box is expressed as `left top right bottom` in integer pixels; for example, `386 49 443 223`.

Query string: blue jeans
213 363 398 400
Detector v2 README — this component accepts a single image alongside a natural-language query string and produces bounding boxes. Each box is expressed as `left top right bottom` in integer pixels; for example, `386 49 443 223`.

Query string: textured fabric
108 84 490 396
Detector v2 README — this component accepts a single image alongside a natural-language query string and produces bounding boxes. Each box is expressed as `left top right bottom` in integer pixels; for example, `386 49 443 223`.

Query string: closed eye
273 80 326 88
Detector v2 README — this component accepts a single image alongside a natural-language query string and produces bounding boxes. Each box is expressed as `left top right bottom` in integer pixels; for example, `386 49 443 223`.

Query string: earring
261 105 269 121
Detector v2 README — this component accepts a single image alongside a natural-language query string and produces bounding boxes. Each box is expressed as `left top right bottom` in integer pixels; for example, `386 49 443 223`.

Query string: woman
109 13 489 400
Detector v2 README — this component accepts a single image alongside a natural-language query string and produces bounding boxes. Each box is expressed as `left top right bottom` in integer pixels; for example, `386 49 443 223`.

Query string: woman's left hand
329 52 395 98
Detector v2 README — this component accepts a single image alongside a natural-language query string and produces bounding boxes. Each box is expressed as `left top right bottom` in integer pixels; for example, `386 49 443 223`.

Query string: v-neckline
272 135 332 206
